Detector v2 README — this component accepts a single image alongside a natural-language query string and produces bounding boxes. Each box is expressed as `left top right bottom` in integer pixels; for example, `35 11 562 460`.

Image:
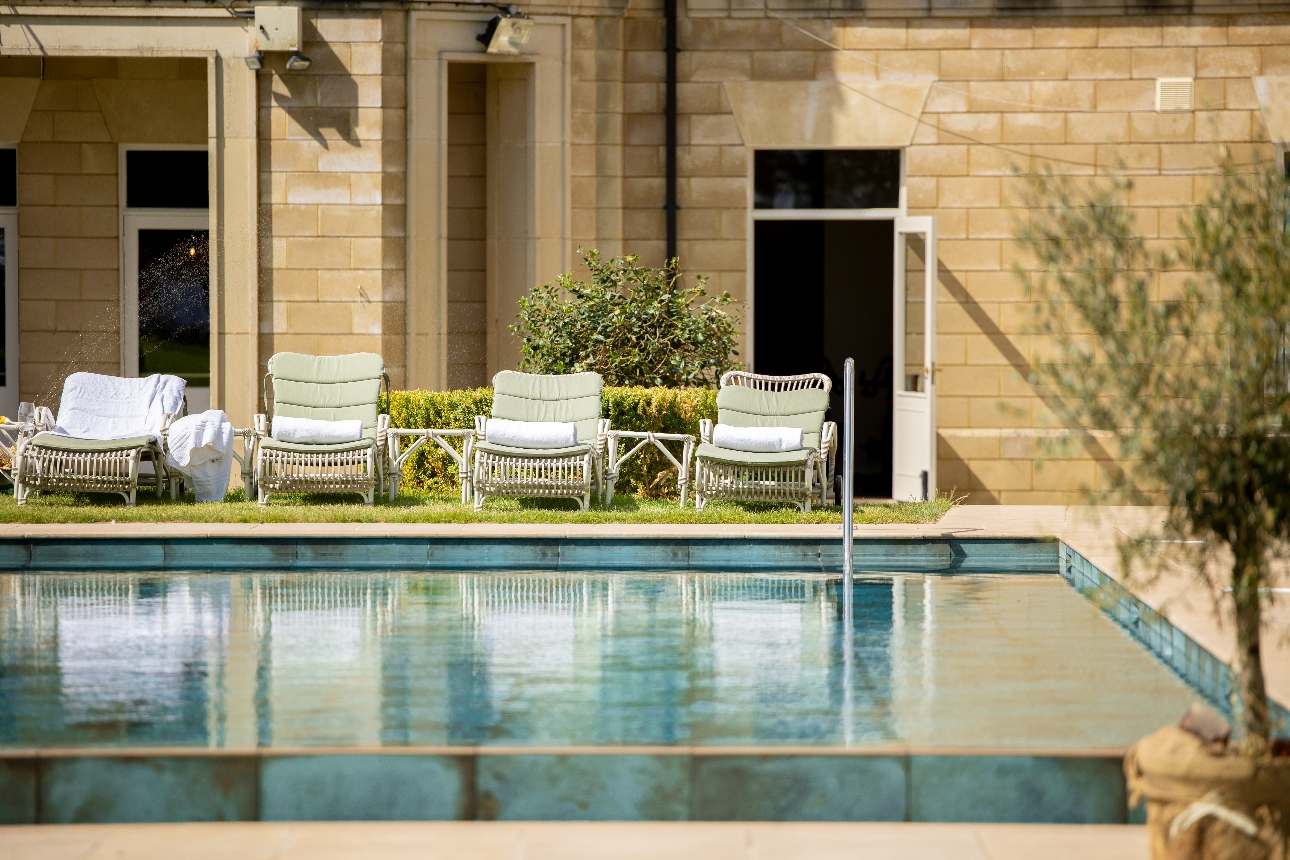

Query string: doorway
0 146 18 419
753 220 894 497
120 148 210 413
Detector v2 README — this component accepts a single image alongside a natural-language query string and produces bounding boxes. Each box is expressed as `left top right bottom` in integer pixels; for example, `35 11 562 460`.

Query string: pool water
0 571 1202 751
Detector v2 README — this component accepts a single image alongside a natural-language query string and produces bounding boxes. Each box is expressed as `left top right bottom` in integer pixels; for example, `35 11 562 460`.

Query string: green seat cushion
268 352 385 440
695 442 814 467
715 385 829 451
474 440 592 459
259 437 376 454
491 371 603 446
28 433 156 453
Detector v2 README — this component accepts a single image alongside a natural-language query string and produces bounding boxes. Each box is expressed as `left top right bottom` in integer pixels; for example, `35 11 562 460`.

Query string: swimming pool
0 570 1204 751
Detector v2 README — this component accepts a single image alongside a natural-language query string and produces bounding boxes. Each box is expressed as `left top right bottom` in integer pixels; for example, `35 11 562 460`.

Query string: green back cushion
716 385 829 450
269 352 385 438
492 371 603 445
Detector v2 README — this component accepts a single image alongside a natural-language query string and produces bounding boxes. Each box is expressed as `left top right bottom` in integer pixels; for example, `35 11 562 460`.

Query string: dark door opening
753 219 894 497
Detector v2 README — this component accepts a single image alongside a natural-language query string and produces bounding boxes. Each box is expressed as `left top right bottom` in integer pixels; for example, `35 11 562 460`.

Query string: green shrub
511 249 743 387
389 386 717 497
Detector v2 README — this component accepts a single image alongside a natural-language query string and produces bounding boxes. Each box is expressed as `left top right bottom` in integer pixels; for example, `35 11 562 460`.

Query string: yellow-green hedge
389 387 717 497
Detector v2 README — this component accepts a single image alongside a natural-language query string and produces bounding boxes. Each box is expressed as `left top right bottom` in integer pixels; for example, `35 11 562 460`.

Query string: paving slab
0 821 1149 860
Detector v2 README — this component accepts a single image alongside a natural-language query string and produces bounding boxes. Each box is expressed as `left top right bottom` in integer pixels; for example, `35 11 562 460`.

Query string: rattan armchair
693 371 837 512
253 352 390 506
472 371 609 511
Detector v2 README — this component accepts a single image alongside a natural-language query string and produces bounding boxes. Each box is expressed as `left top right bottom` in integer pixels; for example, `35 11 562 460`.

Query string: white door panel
891 216 936 501
0 211 18 419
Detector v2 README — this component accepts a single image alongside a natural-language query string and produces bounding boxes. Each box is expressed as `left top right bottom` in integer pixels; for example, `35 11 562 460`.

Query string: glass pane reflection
138 229 210 388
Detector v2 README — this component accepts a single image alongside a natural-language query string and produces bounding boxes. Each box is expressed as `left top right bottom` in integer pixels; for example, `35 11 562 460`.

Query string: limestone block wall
569 7 1284 502
258 8 408 388
10 56 206 405
445 63 488 390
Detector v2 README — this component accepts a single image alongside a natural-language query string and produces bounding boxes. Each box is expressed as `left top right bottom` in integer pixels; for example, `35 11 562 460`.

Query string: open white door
891 216 936 501
0 210 18 420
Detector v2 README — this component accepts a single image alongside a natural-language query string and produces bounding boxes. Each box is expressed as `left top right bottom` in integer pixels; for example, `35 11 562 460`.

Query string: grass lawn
0 487 956 525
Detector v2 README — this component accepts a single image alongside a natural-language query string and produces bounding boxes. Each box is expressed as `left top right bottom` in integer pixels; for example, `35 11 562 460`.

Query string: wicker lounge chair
472 371 609 511
14 374 186 507
253 352 390 506
693 371 837 512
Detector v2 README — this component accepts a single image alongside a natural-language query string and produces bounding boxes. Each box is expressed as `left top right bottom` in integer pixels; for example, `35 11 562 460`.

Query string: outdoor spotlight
244 51 265 70
477 13 532 55
285 52 311 72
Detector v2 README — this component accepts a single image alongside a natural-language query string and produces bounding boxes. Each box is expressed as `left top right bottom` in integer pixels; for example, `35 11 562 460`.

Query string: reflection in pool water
0 572 1202 750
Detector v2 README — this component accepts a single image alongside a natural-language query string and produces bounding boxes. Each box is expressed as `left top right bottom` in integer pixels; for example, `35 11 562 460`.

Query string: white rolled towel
713 424 804 453
272 416 363 444
486 418 578 449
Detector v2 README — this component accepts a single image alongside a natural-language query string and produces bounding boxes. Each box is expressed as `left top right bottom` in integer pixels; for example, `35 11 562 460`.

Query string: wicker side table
604 430 696 508
387 428 475 503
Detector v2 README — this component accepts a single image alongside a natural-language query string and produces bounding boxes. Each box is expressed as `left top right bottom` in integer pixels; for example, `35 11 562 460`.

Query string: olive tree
1016 157 1290 751
512 250 742 388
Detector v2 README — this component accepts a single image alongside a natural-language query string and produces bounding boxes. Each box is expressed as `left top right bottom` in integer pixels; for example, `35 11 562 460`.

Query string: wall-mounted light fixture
477 9 532 55
249 6 311 72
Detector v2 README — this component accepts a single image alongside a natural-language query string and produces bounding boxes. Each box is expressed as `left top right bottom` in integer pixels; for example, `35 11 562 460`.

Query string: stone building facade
1 0 1288 502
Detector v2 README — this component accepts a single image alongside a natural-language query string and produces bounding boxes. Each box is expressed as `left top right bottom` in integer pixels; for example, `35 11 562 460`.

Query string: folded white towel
712 424 804 453
486 418 578 449
272 416 363 444
54 372 187 443
166 410 235 503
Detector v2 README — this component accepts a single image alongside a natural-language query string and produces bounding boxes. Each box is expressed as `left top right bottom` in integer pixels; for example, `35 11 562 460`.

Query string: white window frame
119 144 211 413
0 142 20 419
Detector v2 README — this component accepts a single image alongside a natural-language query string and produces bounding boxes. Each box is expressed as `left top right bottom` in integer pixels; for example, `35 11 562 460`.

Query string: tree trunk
1231 539 1271 751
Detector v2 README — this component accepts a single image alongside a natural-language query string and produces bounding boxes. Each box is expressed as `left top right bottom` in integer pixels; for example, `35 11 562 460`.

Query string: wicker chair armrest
595 418 610 456
253 413 269 437
33 406 55 432
821 421 837 454
474 415 488 440
376 413 390 447
699 418 713 444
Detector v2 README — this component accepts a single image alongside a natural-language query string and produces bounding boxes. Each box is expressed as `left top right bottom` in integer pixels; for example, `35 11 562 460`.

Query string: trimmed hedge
389 386 716 497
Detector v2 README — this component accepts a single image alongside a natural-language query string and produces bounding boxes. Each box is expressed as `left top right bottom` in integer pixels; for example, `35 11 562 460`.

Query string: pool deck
0 821 1147 860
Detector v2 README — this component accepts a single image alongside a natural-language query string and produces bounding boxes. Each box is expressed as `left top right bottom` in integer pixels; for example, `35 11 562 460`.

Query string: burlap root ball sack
1126 726 1290 860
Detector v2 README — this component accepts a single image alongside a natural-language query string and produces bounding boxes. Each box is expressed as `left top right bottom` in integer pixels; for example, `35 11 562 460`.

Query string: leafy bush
389 386 716 497
511 249 743 387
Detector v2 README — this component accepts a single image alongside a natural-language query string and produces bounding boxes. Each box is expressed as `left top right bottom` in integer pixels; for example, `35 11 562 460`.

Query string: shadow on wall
935 263 1125 503
267 27 358 147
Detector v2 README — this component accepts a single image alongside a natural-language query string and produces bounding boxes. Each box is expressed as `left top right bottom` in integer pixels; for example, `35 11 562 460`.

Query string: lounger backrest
268 352 385 439
716 384 829 451
491 371 603 445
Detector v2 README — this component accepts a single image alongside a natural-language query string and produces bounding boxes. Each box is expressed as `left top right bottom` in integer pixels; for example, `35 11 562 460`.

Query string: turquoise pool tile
0 541 31 570
908 756 1126 824
851 541 954 573
0 758 37 824
39 756 256 823
688 540 821 571
163 539 297 570
477 755 689 820
425 540 562 570
294 540 431 570
559 540 690 570
29 540 164 571
690 755 905 821
260 755 468 821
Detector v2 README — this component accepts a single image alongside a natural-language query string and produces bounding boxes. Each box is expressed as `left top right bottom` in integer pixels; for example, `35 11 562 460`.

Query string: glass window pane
126 151 209 209
138 229 210 389
902 233 926 393
754 149 900 209
0 150 15 207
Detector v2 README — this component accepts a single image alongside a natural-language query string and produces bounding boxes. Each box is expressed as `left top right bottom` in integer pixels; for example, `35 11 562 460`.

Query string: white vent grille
1156 78 1194 112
